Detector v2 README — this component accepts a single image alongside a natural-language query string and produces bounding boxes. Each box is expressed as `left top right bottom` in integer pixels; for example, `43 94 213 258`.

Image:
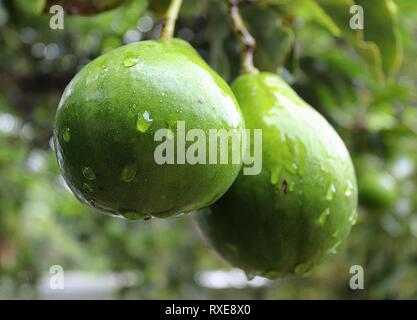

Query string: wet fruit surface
54 39 244 219
196 73 358 278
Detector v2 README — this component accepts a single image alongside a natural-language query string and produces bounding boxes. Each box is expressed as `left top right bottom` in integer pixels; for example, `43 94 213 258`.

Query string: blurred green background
0 0 417 299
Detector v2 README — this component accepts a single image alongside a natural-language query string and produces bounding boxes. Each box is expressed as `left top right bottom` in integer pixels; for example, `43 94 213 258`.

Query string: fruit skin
196 73 358 278
44 0 127 15
54 38 244 219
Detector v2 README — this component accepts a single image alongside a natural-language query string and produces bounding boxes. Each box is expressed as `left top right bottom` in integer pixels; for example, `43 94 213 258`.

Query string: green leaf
315 0 403 82
261 0 342 36
206 3 232 81
355 0 403 79
241 6 295 73
15 0 46 15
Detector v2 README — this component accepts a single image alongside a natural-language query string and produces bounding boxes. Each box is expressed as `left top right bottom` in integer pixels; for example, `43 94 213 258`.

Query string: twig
228 0 259 74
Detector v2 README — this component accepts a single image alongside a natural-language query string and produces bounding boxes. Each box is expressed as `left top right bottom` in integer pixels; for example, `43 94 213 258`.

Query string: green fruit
54 39 244 220
196 73 358 279
44 0 127 15
359 169 399 209
354 154 399 209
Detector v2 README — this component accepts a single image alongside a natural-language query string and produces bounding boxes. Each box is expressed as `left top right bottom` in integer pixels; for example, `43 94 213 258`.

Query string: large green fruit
196 73 358 278
54 39 244 220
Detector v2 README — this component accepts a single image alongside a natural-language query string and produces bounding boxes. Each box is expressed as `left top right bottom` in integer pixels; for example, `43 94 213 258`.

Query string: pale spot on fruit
197 96 204 104
136 111 153 133
82 166 96 181
62 127 71 142
121 163 137 182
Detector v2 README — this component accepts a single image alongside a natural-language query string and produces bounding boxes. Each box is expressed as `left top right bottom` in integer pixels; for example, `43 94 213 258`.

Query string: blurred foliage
0 0 417 299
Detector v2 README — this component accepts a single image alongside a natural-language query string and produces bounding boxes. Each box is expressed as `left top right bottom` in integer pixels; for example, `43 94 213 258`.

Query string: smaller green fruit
355 154 399 210
359 169 399 209
196 73 358 279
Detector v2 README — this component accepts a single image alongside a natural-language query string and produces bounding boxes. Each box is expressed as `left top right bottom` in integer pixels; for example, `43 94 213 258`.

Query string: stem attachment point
161 0 183 40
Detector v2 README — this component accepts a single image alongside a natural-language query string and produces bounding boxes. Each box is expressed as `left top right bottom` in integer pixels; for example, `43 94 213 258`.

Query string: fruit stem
228 0 260 74
161 0 183 40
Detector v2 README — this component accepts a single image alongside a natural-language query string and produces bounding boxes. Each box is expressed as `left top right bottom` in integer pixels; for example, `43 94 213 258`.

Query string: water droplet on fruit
318 208 330 225
136 111 153 133
344 180 354 197
326 184 336 201
286 163 296 174
123 57 141 67
328 241 342 255
82 182 93 194
62 127 71 142
349 210 358 225
292 162 298 172
82 167 96 180
121 163 137 182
